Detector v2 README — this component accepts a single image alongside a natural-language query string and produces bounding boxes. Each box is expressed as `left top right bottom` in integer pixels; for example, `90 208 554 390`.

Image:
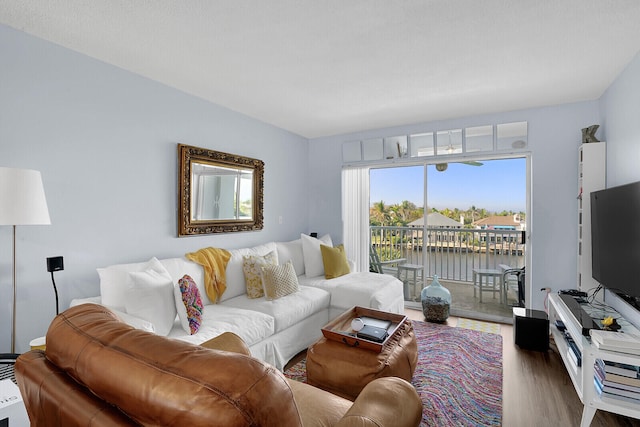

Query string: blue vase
421 275 451 322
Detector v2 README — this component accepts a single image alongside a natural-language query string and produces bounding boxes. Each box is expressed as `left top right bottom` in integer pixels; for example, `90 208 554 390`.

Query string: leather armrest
200 332 251 356
16 350 136 425
335 377 422 427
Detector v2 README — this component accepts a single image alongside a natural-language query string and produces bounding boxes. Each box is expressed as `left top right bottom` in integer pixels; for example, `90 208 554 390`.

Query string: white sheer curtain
341 167 370 272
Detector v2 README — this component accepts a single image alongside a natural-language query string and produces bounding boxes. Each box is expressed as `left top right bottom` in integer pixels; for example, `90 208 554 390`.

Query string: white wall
0 24 310 353
600 51 640 188
309 102 601 312
598 50 640 324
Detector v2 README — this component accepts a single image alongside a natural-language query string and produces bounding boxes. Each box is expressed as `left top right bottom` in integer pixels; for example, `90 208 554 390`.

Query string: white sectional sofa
71 236 404 371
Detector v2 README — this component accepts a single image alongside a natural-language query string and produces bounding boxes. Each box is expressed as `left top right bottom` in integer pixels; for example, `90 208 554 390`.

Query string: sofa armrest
200 332 251 356
70 296 102 307
16 350 137 425
335 377 422 427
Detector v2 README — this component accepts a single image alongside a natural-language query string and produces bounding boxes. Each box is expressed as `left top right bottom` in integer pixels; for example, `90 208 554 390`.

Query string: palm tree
370 200 388 226
468 205 479 223
394 200 416 225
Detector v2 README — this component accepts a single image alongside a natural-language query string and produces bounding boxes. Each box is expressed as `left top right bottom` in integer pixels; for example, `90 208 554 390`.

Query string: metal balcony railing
370 225 525 283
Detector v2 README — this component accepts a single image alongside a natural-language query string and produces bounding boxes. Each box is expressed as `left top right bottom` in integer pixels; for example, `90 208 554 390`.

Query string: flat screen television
591 180 640 307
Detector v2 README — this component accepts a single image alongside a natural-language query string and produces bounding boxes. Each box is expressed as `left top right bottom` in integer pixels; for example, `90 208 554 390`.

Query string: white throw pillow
125 268 176 336
98 257 167 311
300 233 333 277
160 257 210 305
276 239 305 276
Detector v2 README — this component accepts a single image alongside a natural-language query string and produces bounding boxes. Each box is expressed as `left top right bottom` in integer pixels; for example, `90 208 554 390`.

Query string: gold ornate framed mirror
178 144 264 236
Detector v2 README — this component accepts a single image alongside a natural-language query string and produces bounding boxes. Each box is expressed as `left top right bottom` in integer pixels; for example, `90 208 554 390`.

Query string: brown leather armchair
16 304 423 426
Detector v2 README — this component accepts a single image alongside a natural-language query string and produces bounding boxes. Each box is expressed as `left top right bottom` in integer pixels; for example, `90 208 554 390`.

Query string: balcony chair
369 246 406 276
500 264 525 307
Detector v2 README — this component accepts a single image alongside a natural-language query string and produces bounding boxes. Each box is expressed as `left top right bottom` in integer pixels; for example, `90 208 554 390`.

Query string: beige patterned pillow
261 261 299 300
242 251 278 298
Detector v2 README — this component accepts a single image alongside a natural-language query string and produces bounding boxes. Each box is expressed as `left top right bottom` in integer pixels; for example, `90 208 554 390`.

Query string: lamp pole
11 225 17 353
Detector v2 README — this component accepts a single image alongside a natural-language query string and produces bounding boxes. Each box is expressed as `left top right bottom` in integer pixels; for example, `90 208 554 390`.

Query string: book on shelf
563 331 582 366
590 329 640 355
594 360 640 388
595 363 640 392
597 388 640 407
596 358 640 379
566 350 579 375
594 376 640 401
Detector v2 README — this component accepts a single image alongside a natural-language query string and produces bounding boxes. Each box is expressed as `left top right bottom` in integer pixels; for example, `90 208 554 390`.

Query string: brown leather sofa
16 304 423 426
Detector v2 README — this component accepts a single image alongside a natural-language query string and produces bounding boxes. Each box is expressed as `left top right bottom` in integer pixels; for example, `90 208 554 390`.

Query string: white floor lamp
0 167 51 354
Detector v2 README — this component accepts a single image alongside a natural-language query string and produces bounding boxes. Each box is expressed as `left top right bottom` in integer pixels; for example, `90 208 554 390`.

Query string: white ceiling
2 1 640 138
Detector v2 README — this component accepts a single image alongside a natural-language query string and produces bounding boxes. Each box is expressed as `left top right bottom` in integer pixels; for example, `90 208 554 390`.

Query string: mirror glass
178 144 264 235
436 129 462 155
497 121 528 150
465 125 494 153
410 132 434 157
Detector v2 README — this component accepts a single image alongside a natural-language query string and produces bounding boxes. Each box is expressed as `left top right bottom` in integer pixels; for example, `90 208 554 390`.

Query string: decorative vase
421 275 451 323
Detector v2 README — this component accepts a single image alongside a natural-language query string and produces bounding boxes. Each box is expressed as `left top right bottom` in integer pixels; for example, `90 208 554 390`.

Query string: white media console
549 293 640 426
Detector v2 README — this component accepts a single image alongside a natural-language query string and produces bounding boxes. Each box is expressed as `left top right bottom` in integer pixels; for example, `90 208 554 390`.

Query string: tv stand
558 294 601 336
615 293 640 312
549 293 640 426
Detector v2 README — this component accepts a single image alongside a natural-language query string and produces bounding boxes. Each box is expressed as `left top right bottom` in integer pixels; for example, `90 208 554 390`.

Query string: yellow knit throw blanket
186 247 232 303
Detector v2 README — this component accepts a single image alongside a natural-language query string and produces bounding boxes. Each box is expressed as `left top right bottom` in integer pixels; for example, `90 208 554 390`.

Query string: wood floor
404 309 640 427
287 309 640 427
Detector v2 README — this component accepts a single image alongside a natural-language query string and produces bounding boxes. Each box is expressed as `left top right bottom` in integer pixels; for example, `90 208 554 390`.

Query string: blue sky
370 158 526 212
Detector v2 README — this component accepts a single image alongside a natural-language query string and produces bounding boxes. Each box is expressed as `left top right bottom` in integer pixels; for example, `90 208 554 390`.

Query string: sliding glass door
368 157 528 322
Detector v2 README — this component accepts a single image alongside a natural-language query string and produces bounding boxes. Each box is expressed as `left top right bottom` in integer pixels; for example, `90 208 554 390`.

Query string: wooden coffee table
305 307 418 401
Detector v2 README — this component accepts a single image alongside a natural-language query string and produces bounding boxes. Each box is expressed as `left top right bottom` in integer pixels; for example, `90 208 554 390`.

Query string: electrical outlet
47 256 64 272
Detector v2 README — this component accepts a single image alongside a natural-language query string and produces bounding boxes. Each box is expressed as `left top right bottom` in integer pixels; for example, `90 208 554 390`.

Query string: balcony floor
404 279 518 324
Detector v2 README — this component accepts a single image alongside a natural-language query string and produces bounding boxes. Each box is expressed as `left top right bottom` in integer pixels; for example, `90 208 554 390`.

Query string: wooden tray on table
321 306 408 352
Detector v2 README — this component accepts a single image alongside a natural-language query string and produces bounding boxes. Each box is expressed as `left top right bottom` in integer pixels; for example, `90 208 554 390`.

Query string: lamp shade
0 167 51 225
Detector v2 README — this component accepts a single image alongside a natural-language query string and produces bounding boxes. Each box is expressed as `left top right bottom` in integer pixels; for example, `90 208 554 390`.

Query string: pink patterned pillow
174 274 203 334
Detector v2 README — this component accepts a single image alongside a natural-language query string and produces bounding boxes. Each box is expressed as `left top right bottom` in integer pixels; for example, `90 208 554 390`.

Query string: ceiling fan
435 161 483 172
435 131 484 171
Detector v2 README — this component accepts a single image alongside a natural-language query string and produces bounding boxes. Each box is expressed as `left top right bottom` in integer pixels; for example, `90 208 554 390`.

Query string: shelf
549 294 585 399
550 322 583 399
549 293 640 426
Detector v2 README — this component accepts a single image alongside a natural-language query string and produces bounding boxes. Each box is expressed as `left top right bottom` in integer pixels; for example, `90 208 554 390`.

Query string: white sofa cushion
71 301 156 333
300 234 333 277
125 267 177 336
298 271 404 313
167 304 275 347
221 242 278 302
98 257 167 311
160 258 210 305
111 309 156 333
221 285 330 333
276 239 305 276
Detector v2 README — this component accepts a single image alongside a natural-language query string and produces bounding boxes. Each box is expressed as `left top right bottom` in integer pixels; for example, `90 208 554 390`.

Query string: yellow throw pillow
261 261 299 300
242 251 278 299
320 244 350 279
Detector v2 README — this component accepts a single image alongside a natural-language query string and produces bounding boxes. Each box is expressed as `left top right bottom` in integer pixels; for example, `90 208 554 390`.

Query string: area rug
456 317 501 335
284 320 503 427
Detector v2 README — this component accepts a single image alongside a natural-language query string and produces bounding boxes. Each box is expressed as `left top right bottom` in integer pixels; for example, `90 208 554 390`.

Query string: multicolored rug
284 320 503 427
456 317 501 335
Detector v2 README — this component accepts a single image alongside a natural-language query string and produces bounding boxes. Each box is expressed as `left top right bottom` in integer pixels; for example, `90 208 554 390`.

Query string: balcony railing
370 225 525 283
